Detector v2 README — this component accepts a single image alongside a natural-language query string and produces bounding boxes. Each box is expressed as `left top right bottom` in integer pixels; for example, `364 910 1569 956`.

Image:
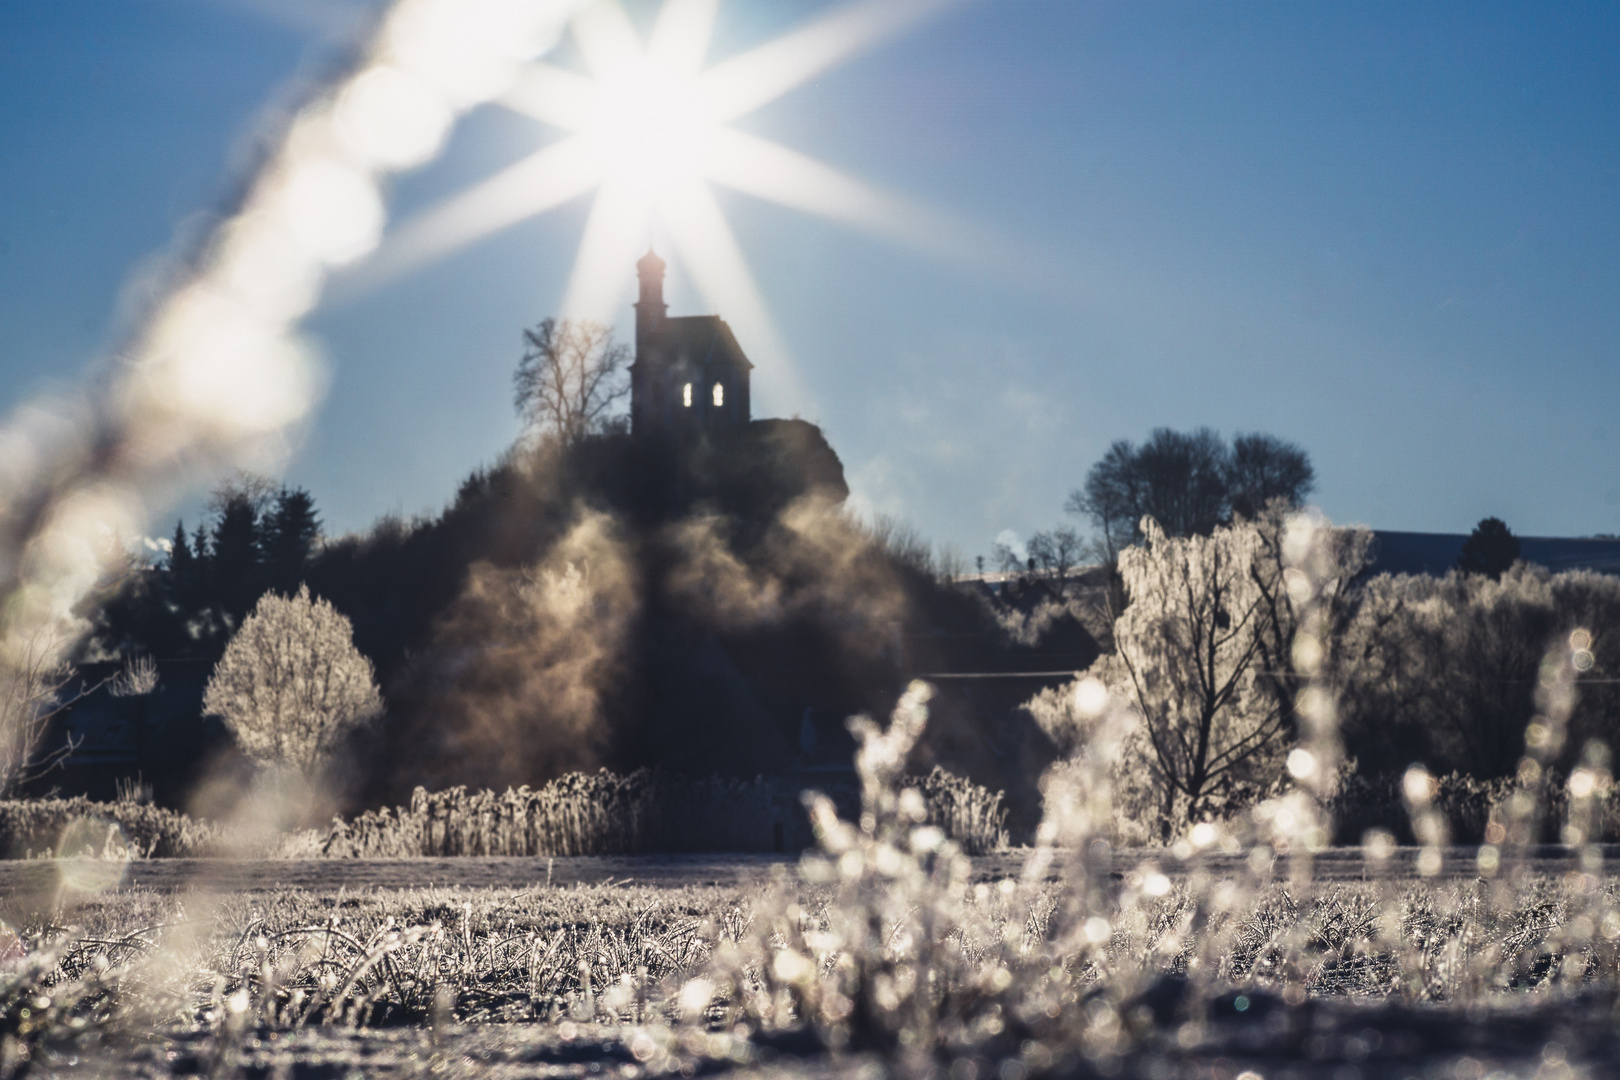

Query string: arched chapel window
712 382 724 407
682 382 693 408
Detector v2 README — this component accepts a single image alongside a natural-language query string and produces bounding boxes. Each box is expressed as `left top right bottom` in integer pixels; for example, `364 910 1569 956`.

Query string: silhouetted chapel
630 249 753 440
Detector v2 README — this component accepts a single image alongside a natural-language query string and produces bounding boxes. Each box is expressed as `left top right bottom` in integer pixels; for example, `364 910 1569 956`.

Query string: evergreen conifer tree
1457 517 1520 580
211 494 263 623
263 488 321 592
168 521 193 576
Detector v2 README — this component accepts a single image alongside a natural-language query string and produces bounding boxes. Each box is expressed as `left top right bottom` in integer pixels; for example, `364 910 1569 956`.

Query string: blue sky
2 0 1617 561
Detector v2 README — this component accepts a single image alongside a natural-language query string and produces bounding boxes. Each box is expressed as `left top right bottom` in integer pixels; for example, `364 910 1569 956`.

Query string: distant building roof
1368 531 1620 578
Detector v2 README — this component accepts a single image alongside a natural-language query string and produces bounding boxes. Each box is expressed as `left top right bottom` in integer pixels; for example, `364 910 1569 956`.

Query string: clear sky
2 0 1617 562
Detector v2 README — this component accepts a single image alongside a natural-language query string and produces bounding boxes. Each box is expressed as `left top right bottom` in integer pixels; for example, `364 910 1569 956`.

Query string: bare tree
207 471 278 516
864 513 938 578
1027 526 1086 586
1134 427 1231 538
1226 433 1315 521
0 628 86 795
1068 428 1315 560
203 585 383 772
1065 440 1142 564
513 318 630 446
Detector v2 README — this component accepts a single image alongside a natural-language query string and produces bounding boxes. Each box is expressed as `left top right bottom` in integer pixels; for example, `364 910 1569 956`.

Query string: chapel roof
660 315 754 371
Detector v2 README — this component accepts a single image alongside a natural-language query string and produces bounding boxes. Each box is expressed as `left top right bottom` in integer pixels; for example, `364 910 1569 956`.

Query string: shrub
0 796 218 859
909 765 1008 854
323 771 823 857
320 767 1006 858
204 585 383 772
1336 564 1620 779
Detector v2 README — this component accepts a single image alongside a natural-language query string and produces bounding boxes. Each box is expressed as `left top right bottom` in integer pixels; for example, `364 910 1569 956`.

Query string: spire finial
637 247 666 276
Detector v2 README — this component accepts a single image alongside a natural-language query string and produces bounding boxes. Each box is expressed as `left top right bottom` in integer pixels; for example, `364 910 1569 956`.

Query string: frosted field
4 845 1619 894
8 849 1620 1079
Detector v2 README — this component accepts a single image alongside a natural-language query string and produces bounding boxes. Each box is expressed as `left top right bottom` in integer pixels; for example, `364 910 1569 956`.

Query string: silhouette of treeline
88 485 321 659
80 420 1092 817
1070 427 1314 562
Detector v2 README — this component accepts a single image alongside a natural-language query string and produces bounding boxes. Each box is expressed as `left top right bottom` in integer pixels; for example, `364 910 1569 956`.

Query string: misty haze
0 1 1618 1078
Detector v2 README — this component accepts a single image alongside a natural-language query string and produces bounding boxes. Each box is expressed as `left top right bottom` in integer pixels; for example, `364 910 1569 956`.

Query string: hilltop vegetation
76 421 1095 819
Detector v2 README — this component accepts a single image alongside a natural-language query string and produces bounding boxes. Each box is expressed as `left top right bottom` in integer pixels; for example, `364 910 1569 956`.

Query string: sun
349 0 967 416
583 54 717 195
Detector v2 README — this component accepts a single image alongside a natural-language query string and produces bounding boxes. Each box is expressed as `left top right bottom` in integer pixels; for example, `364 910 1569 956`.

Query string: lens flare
54 817 132 894
273 158 386 267
0 0 579 788
335 65 454 170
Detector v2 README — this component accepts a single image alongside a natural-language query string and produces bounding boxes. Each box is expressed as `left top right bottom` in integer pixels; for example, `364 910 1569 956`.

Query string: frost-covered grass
6 868 1620 1075
6 685 1620 1078
0 765 1008 863
320 766 1006 858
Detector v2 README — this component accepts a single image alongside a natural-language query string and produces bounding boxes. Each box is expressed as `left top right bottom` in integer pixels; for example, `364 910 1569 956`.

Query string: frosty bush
319 767 1005 858
203 585 383 772
1336 563 1620 779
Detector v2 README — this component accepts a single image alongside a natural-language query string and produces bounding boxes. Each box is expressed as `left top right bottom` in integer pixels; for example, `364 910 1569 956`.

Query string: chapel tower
630 250 752 440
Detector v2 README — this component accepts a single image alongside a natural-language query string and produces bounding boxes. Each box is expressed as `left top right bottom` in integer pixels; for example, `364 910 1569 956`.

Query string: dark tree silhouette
1132 427 1229 538
167 522 193 577
263 487 321 591
1457 517 1520 580
209 494 262 624
1069 428 1312 560
1226 432 1315 520
1065 440 1142 563
83 480 328 667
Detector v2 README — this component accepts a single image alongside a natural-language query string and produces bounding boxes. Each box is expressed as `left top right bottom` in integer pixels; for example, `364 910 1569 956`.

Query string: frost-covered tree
203 585 383 772
1336 563 1620 779
1094 518 1289 832
1085 509 1370 836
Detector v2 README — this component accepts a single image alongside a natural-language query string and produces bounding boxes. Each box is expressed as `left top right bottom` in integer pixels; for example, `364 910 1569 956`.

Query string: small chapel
630 249 753 440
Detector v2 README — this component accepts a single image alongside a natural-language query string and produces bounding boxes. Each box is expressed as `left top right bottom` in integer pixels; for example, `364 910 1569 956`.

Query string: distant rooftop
1368 531 1620 578
952 531 1620 587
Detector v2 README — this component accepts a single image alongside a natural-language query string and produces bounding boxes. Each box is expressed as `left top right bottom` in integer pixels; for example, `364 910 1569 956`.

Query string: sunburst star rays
337 0 972 418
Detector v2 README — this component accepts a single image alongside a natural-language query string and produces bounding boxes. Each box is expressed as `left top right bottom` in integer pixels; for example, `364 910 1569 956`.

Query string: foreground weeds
0 766 1009 862
8 871 1620 1076
6 684 1620 1076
